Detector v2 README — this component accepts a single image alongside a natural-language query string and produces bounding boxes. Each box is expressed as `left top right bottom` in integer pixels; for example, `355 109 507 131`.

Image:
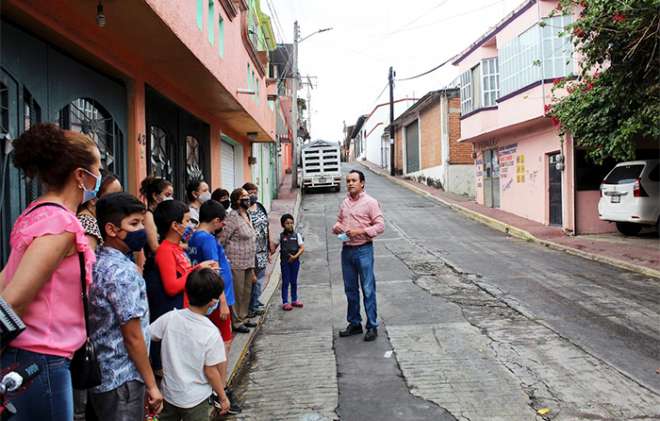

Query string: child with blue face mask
88 192 163 419
149 268 231 418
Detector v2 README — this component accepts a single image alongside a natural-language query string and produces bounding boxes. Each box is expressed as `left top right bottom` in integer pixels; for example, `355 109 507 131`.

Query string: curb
358 162 660 280
227 188 303 385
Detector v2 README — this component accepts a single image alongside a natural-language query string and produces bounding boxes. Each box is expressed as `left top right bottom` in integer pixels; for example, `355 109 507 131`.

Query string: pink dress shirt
333 191 385 246
2 201 95 358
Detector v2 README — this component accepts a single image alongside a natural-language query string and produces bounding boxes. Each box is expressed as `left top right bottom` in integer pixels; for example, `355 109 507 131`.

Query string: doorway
145 87 210 199
483 148 500 208
548 152 563 225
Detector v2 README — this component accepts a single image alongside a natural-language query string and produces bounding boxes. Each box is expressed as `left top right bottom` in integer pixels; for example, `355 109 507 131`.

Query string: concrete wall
447 165 475 197
576 191 617 234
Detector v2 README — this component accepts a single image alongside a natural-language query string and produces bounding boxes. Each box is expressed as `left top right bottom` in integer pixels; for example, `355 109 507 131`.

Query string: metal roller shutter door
221 140 235 190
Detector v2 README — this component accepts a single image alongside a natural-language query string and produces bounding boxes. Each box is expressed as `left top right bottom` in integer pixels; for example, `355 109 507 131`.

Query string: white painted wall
405 163 475 198
364 99 417 167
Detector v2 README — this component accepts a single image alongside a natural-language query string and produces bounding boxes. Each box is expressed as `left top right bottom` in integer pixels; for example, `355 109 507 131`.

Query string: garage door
405 120 419 173
221 140 235 190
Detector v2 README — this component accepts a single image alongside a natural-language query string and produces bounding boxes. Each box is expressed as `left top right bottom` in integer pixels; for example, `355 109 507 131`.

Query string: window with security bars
149 126 173 179
481 57 499 107
186 136 203 181
59 98 122 176
460 70 473 115
541 15 574 79
499 25 541 97
499 15 574 97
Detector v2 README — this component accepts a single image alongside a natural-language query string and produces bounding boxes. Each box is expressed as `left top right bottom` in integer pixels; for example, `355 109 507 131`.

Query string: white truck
301 140 342 192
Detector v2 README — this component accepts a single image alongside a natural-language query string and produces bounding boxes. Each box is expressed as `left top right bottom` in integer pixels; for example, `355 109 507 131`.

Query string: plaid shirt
220 210 256 270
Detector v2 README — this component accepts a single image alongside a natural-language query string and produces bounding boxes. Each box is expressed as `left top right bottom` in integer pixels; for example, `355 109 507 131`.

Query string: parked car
598 159 660 235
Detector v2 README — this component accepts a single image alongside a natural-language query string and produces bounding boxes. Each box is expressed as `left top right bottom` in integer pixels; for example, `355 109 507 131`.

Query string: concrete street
233 165 660 421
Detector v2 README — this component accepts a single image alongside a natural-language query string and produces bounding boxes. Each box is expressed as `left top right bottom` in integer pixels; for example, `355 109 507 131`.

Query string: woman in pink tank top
0 123 101 421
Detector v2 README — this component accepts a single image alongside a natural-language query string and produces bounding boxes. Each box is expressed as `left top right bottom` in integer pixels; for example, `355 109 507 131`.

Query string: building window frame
196 0 204 30
460 70 473 115
481 57 499 107
218 15 225 57
208 0 215 45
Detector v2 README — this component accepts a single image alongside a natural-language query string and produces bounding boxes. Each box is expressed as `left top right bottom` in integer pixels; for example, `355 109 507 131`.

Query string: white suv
598 159 660 235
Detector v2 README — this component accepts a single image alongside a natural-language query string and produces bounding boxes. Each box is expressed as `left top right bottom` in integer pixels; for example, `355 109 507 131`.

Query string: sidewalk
359 160 660 279
226 173 302 384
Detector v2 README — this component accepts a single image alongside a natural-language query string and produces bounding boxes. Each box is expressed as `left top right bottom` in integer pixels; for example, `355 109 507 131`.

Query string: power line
389 0 505 36
396 54 457 81
384 0 451 36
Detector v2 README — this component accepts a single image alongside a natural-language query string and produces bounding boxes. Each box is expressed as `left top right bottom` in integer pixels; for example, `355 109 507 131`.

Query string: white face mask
199 192 212 203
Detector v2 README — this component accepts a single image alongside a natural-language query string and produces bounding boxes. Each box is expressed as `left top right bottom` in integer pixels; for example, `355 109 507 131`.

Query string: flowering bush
548 0 659 163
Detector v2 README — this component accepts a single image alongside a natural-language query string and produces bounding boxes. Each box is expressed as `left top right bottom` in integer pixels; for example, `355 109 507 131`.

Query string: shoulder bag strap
77 252 90 335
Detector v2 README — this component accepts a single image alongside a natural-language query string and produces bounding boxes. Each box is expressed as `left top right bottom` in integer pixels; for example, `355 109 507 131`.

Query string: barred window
481 57 499 107
460 70 473 115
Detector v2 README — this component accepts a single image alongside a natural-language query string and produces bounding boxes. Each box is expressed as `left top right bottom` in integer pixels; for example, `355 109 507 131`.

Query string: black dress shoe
339 324 363 337
233 324 250 333
244 320 258 328
364 328 378 342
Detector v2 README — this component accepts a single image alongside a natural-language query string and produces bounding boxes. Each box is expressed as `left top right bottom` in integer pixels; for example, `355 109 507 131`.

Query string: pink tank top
2 201 95 358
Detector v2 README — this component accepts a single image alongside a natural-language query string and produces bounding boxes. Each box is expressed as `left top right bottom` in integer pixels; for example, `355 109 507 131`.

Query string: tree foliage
548 0 660 163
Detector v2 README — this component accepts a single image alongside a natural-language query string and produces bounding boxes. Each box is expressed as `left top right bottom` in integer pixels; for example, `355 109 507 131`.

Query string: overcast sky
267 0 522 141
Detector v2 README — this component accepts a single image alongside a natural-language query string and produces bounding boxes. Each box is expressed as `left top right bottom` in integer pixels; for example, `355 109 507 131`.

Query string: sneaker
233 324 250 333
282 303 293 311
257 300 266 307
244 320 258 328
339 324 363 337
210 392 241 414
364 328 378 342
247 309 266 318
227 401 242 414
291 301 304 308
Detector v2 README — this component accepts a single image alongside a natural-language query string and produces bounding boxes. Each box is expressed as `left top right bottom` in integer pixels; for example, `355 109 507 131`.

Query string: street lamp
291 22 333 189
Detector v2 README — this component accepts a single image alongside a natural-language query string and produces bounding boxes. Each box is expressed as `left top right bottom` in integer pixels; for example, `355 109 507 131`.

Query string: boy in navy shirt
276 213 305 311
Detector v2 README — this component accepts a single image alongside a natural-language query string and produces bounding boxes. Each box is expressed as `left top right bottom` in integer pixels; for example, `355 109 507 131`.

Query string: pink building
453 0 616 234
1 0 281 260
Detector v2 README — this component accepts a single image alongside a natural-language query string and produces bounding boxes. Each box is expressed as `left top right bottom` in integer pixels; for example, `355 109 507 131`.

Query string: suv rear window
604 164 644 184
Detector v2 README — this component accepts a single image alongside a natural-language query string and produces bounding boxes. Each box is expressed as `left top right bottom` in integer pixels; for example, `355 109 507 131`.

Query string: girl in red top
153 200 217 309
149 200 217 374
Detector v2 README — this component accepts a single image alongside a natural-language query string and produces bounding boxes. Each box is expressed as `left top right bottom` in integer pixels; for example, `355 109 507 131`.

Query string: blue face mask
205 301 219 316
122 229 147 253
181 225 194 243
81 168 101 204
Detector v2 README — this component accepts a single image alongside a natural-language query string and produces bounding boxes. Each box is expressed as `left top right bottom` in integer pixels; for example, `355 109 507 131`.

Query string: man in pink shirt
332 170 385 341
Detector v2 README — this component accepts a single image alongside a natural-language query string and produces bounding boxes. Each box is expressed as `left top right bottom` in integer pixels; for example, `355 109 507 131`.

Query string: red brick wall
420 102 442 169
448 97 472 164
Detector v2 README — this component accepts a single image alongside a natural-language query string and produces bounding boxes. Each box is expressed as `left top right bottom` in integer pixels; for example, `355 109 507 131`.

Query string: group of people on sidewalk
0 123 304 421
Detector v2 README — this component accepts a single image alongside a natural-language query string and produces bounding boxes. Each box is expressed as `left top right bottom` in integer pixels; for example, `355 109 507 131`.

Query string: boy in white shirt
149 268 231 420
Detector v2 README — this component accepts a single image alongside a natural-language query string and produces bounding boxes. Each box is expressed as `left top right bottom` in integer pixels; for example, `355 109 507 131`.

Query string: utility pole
389 66 395 176
291 21 300 189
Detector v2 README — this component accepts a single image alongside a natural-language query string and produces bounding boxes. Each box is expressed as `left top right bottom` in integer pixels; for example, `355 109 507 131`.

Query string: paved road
233 165 660 421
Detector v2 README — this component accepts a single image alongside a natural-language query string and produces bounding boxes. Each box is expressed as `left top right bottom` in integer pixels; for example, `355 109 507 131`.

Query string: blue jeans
249 267 267 311
1 347 73 421
281 259 300 304
341 243 378 330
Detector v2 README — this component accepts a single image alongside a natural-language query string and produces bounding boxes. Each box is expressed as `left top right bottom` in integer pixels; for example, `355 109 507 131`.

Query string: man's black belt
342 241 373 248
